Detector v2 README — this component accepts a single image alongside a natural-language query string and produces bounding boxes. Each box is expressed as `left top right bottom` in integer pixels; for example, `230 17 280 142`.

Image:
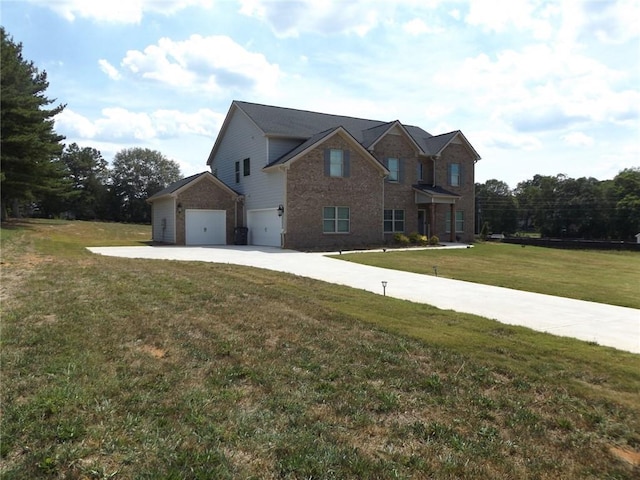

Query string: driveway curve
88 245 640 354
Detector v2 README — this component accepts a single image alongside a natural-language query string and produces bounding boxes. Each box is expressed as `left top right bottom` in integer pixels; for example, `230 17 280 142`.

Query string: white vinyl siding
268 138 303 163
151 198 176 243
211 108 285 211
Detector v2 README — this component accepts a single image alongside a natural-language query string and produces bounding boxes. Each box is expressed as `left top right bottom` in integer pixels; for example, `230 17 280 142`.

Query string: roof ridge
234 100 389 126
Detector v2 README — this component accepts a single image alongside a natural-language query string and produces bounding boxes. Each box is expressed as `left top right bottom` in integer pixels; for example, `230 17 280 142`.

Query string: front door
418 209 427 236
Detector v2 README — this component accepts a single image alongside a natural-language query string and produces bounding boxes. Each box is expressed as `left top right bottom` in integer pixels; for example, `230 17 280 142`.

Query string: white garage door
247 209 282 247
185 209 226 245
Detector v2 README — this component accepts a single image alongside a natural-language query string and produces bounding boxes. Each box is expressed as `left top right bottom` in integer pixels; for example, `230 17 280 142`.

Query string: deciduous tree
110 148 181 223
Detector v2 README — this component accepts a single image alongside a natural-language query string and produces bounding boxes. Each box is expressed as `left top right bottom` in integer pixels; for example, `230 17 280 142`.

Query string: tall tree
58 143 110 219
0 28 66 220
111 148 181 223
612 168 640 240
475 179 518 234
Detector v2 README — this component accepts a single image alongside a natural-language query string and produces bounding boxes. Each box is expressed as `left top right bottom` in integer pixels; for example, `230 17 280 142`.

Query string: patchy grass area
337 242 640 309
1 220 639 479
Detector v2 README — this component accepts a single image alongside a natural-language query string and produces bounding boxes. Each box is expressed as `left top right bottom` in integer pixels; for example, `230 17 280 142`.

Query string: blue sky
2 0 638 188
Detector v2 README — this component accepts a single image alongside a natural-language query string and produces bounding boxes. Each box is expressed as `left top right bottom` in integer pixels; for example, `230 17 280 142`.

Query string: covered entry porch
414 185 460 242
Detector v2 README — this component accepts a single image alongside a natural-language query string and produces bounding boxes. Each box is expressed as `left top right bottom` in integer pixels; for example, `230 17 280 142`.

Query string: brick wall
371 133 423 241
433 143 476 242
285 134 385 250
175 177 240 245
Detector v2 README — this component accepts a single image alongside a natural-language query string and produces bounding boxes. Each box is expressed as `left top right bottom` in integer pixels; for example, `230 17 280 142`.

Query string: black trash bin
234 227 248 245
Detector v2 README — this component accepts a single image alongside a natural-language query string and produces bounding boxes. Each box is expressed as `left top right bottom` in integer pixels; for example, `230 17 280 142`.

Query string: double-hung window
384 209 405 233
235 161 240 183
446 211 464 233
387 158 399 182
323 206 350 233
324 149 350 178
243 157 250 177
449 163 460 187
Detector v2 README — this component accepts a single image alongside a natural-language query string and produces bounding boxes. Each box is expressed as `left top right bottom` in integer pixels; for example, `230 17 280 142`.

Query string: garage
247 208 282 247
185 209 226 245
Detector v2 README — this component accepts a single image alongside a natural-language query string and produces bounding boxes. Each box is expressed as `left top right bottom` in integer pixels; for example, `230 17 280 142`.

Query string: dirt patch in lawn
609 446 640 468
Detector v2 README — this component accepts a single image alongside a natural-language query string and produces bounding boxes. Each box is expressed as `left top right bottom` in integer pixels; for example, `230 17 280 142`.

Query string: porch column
450 204 456 242
429 204 435 239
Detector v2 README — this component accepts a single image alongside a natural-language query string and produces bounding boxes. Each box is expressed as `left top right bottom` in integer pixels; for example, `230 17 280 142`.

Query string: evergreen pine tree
1 27 67 219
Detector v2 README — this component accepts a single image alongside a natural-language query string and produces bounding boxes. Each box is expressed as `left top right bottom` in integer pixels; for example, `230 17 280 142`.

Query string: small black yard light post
433 265 438 277
381 281 387 296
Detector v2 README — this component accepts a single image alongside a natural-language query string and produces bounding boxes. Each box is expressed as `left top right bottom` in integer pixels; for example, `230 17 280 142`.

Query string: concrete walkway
87 245 640 354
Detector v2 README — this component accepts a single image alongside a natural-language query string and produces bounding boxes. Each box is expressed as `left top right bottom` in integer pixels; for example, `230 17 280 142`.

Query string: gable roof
207 100 480 166
264 126 389 174
147 171 240 203
424 130 481 160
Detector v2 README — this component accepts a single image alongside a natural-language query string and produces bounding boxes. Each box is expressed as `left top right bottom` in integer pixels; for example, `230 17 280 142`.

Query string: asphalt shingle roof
233 101 453 155
208 101 479 167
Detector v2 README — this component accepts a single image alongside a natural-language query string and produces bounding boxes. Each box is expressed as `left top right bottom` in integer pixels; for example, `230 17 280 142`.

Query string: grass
335 242 640 309
1 219 639 479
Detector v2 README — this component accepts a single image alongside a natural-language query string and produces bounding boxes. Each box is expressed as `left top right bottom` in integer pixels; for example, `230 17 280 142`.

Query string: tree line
476 169 640 241
0 27 181 223
2 27 638 237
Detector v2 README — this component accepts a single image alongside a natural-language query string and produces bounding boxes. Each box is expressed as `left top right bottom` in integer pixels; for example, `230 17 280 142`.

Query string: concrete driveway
88 245 640 354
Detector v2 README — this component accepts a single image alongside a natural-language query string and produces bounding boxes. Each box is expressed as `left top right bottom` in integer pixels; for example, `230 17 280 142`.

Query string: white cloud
29 0 213 24
55 109 99 138
476 130 543 151
402 18 443 35
121 35 281 95
238 0 385 37
54 107 222 142
465 0 554 39
434 42 637 133
98 59 121 80
561 131 594 147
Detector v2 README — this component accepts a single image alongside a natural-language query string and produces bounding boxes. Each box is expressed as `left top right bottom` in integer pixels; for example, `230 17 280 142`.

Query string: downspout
382 172 385 243
431 155 438 187
281 165 287 248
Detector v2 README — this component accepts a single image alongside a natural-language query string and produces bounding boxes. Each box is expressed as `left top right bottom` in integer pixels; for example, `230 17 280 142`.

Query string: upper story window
324 149 350 178
449 163 461 187
386 158 399 182
243 157 251 176
235 161 240 183
417 162 424 182
384 157 405 183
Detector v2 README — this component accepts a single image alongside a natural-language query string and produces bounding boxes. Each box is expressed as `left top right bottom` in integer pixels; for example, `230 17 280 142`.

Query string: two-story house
148 100 480 249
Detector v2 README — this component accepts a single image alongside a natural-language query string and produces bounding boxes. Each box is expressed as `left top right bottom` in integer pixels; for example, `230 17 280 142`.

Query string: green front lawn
336 242 640 308
1 220 639 479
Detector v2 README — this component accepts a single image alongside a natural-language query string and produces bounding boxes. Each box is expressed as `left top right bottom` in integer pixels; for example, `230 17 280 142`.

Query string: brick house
148 100 480 249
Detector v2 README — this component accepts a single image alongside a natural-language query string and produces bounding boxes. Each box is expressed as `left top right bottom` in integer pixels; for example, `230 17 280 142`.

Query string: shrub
394 233 410 246
480 221 489 241
409 232 430 245
429 235 440 246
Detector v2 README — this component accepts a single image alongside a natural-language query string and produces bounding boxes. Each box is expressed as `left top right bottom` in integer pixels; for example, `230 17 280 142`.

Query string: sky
2 0 639 188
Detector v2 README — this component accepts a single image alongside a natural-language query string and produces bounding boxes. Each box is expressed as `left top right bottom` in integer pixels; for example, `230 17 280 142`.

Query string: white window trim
446 210 465 233
387 158 399 182
384 209 405 233
323 206 350 234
